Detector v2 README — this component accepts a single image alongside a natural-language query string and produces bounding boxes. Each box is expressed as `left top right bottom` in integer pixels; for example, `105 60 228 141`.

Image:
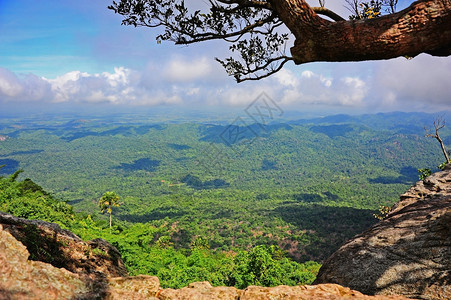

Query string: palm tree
98 191 120 230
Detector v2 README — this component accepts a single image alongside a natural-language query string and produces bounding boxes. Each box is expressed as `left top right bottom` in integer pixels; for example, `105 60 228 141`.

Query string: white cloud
275 69 299 87
187 87 200 96
0 67 52 101
216 86 271 107
337 77 367 106
47 71 90 102
0 68 24 97
163 57 215 82
372 54 451 110
275 69 366 108
23 73 53 101
1 52 450 114
102 67 130 87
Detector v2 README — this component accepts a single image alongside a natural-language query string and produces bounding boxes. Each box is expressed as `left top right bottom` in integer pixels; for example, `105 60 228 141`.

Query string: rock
158 281 242 300
0 221 161 299
0 211 127 278
156 282 410 300
240 284 411 299
0 224 88 299
107 275 160 300
314 167 451 299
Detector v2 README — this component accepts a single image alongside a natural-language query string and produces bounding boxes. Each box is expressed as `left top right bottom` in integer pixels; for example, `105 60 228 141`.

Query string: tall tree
98 191 121 230
108 0 451 82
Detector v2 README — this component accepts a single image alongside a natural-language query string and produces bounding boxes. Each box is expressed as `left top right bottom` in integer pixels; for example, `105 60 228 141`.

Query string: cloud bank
1 54 450 113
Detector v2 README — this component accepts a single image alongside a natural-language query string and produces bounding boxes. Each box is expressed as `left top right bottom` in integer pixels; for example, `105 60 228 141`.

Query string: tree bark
437 135 451 163
271 0 451 64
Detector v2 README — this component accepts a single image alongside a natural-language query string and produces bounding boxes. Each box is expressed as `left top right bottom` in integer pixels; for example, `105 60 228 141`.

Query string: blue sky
0 0 450 116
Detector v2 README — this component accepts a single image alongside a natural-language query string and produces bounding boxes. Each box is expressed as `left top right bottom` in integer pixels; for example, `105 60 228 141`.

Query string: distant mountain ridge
288 111 451 133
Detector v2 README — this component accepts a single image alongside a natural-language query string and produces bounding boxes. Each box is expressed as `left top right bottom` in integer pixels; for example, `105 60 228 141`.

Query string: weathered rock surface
107 275 160 300
0 223 87 299
158 281 242 300
0 221 160 299
159 282 411 300
239 284 411 299
314 166 451 299
0 211 127 278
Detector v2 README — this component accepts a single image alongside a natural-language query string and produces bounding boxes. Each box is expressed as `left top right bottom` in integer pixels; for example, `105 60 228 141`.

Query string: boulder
0 222 161 299
0 223 88 299
0 211 128 277
107 275 160 300
314 166 451 299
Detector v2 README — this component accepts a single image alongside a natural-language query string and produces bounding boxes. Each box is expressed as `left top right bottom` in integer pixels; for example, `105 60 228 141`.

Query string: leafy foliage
108 0 292 82
0 171 75 226
0 112 449 263
438 162 448 170
373 205 391 220
418 168 432 180
346 0 398 20
99 191 121 214
1 112 448 289
0 172 320 289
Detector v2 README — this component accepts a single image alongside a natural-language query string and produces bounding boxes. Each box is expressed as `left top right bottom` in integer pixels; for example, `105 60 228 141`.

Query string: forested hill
289 111 445 133
0 111 450 265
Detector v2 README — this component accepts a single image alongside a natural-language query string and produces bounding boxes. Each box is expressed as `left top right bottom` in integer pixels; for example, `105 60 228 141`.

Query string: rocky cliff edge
314 165 451 299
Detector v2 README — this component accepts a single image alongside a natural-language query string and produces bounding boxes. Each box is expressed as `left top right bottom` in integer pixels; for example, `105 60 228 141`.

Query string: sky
0 0 450 117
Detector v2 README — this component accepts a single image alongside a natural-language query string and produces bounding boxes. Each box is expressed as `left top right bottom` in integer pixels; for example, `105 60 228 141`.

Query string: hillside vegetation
0 170 320 288
0 111 449 282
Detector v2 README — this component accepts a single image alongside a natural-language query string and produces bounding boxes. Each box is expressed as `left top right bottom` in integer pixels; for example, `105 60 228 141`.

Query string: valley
0 110 449 287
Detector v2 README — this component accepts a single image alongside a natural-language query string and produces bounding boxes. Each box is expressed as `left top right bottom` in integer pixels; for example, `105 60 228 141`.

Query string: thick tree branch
271 0 451 65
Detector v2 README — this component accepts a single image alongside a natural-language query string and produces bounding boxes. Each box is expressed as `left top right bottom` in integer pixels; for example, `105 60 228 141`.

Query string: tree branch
425 117 451 164
216 55 293 82
311 7 345 21
173 14 277 44
110 0 451 81
271 0 451 65
215 0 272 10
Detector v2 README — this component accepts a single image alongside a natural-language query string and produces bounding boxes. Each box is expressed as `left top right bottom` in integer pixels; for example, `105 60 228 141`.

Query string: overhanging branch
273 0 451 65
311 7 345 21
110 0 451 82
